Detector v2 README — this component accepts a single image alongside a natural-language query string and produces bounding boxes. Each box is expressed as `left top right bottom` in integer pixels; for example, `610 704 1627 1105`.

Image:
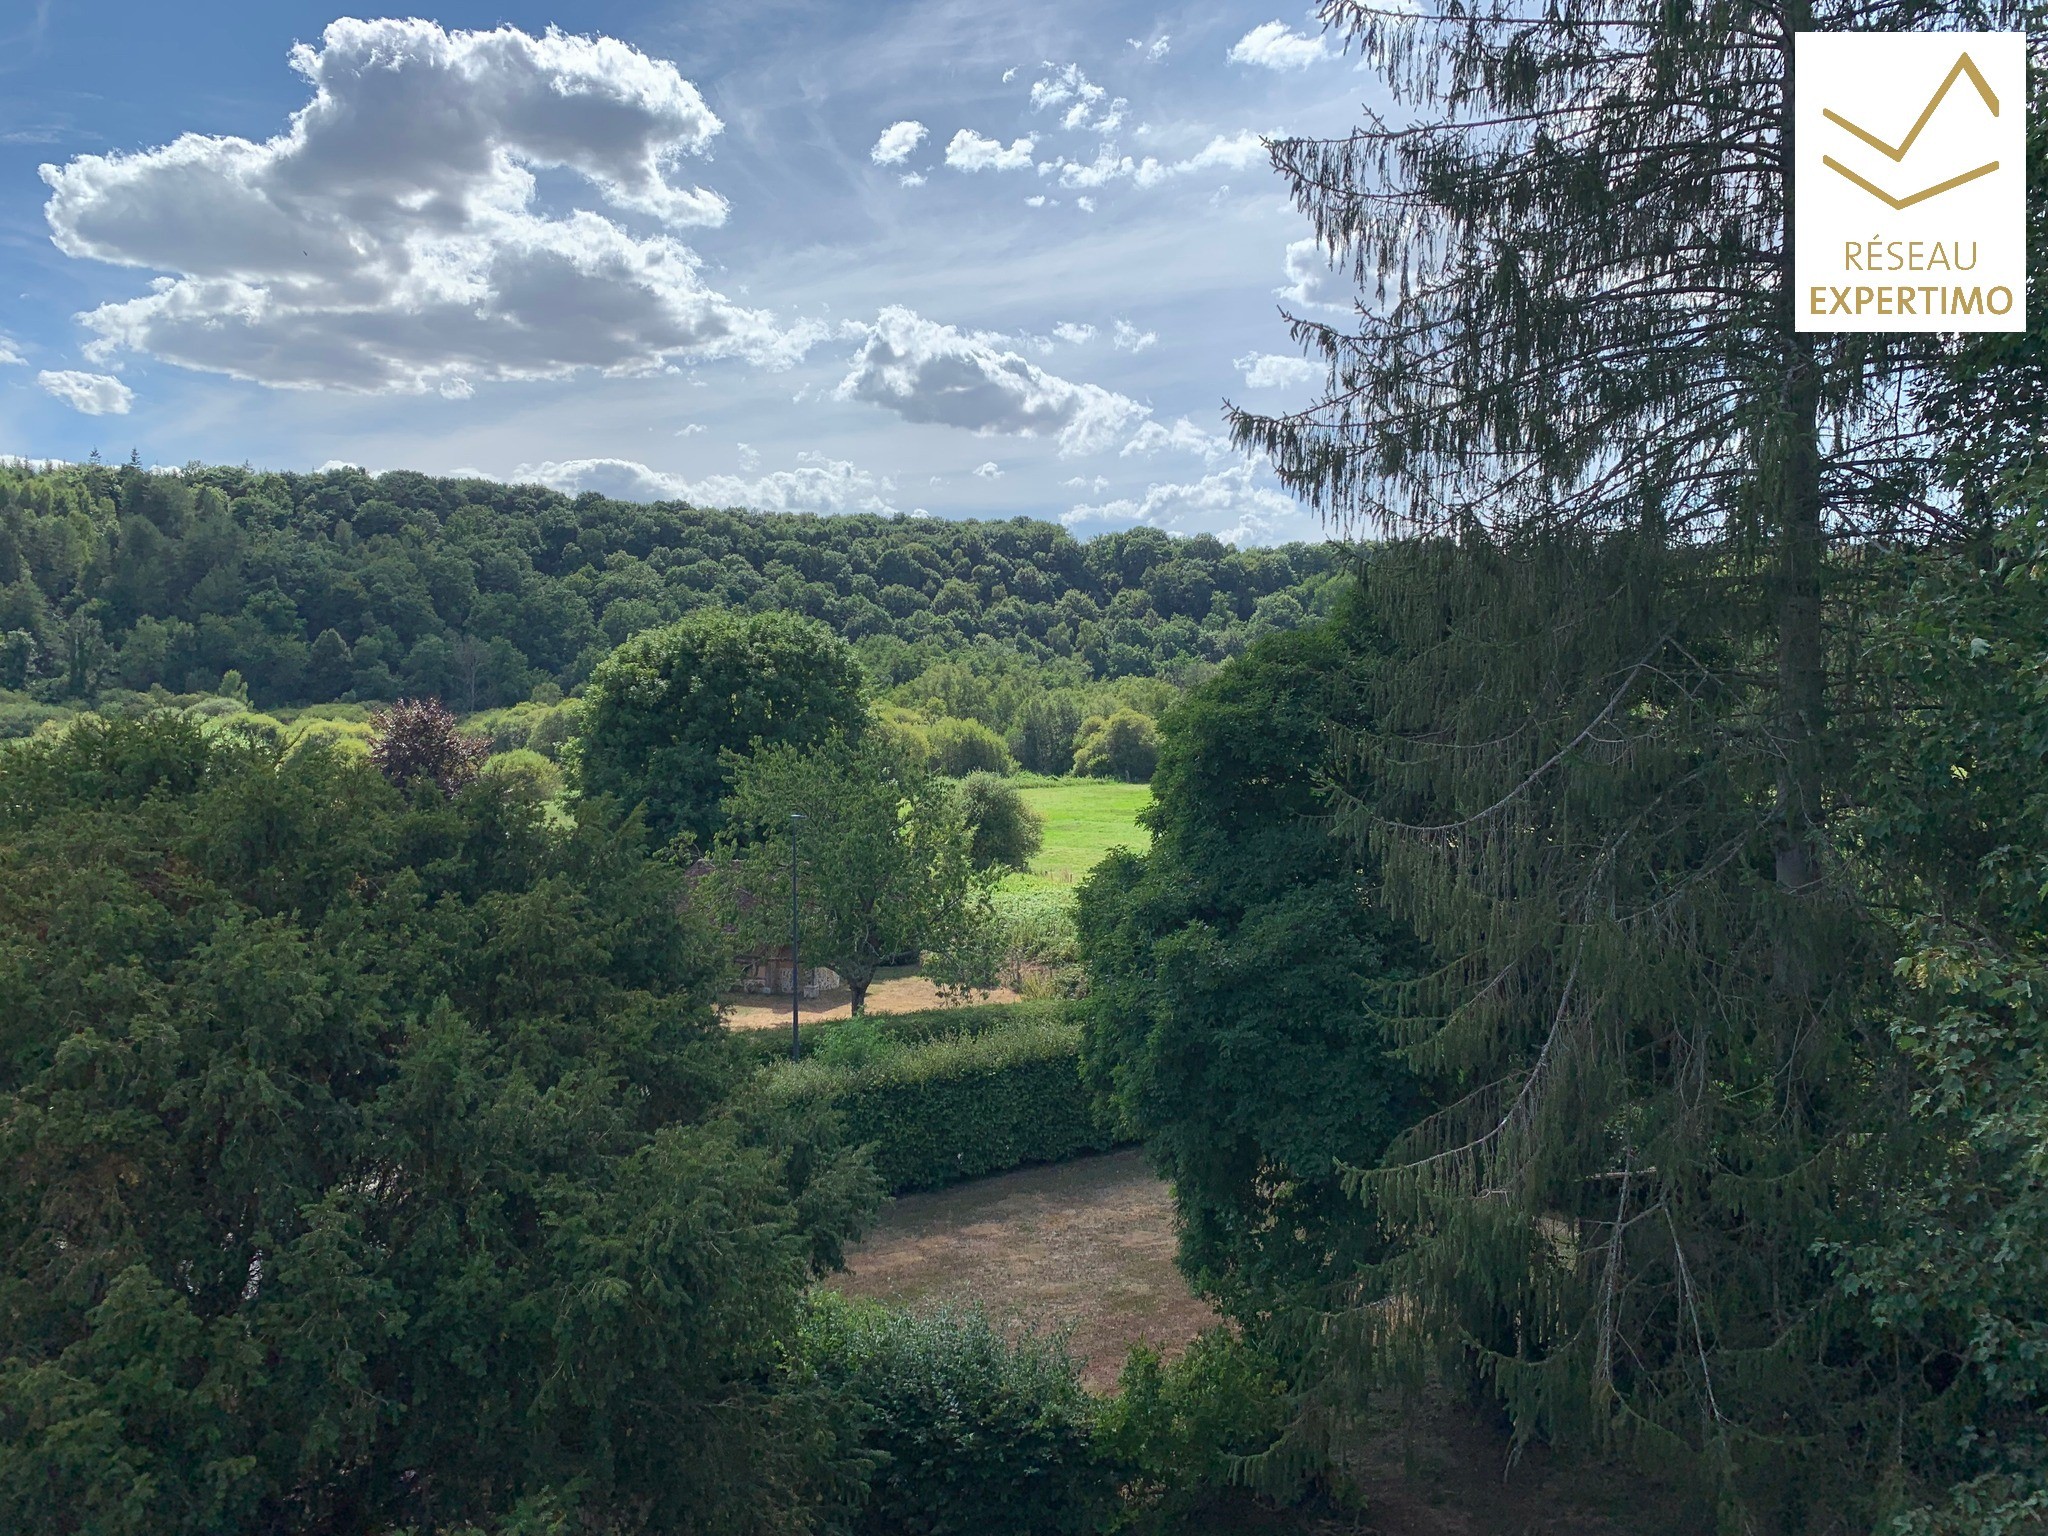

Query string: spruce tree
1229 2 2039 1523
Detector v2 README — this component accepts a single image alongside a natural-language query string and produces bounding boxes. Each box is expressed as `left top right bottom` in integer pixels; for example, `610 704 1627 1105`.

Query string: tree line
0 457 1342 717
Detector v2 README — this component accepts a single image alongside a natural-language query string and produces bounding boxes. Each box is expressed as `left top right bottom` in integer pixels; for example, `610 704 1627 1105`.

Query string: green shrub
928 715 1014 776
813 1013 902 1072
0 696 72 740
991 887 1079 970
480 746 566 801
467 697 583 760
956 770 1044 870
734 998 1064 1067
1071 709 1158 782
284 713 374 760
764 1009 1117 1192
802 1293 1119 1536
1096 1330 1295 1531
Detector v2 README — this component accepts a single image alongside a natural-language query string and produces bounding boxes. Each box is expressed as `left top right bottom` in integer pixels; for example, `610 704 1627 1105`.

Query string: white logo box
1794 31 2027 333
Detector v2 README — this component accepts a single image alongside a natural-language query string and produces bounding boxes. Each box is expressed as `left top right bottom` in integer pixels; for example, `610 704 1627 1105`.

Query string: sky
0 1 1378 545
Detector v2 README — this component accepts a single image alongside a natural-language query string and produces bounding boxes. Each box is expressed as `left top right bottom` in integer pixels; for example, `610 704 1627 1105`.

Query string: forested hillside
0 458 1342 719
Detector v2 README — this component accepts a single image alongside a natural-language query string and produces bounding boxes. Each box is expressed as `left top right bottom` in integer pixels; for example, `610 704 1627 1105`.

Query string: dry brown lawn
827 1148 1214 1392
826 1150 1703 1536
719 968 1022 1031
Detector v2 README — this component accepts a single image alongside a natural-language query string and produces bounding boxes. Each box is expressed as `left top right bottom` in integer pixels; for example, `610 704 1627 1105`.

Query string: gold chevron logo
1821 51 2001 210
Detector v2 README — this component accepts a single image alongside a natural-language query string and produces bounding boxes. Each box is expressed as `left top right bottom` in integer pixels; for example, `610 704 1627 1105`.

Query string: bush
1071 709 1158 782
764 1009 1118 1192
813 1012 902 1072
802 1294 1119 1536
479 746 565 801
283 714 374 760
0 696 74 740
956 770 1044 870
0 714 880 1534
369 696 490 794
928 715 1014 777
735 999 1064 1067
1096 1330 1296 1531
466 697 582 760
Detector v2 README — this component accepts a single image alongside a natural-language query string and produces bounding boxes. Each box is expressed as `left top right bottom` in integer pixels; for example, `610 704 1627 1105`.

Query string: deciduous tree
575 608 866 847
714 732 988 1015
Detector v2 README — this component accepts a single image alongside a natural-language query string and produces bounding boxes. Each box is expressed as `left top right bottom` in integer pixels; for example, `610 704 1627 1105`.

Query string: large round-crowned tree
575 608 866 847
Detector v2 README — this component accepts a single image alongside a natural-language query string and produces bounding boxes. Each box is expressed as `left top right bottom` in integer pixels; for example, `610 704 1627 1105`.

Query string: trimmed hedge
763 1008 1119 1192
736 999 1065 1066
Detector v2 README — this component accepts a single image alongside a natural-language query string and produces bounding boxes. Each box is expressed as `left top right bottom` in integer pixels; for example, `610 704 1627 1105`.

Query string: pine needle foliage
1226 2 2043 1528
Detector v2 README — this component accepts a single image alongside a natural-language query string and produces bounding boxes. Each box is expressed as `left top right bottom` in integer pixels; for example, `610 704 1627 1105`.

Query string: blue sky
0 1 1374 543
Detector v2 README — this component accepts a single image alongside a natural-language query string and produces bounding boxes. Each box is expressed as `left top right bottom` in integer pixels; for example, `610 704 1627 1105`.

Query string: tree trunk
1775 5 1826 895
848 977 869 1016
1775 351 1826 892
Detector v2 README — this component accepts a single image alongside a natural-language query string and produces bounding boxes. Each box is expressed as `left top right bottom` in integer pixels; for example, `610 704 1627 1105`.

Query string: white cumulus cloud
1112 320 1156 352
972 461 1004 479
1132 131 1268 187
0 338 24 367
1029 65 1125 135
1052 322 1096 345
870 120 927 165
39 20 817 395
1278 236 1346 308
517 452 899 514
1122 416 1234 462
38 369 134 415
1063 462 1312 544
944 130 1036 172
1235 351 1319 388
836 305 1149 456
1228 21 1334 70
1046 130 1267 194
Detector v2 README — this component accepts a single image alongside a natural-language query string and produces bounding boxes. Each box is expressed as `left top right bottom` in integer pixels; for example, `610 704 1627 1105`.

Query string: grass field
1007 777 1152 893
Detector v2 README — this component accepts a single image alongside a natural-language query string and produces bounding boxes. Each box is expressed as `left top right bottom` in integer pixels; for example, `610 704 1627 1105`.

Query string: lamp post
789 812 805 1063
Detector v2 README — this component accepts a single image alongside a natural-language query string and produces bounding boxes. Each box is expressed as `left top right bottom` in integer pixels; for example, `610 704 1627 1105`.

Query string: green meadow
1005 777 1152 894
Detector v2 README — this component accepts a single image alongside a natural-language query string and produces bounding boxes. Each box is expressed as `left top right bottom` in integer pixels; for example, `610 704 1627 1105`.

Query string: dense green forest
0 457 1342 720
5 2 2046 1533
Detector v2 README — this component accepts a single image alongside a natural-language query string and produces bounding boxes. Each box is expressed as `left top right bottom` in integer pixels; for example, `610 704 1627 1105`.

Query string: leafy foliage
801 1293 1119 1536
764 1010 1118 1193
576 607 866 847
731 998 1064 1069
1070 708 1158 782
0 714 879 1534
1097 1329 1295 1532
927 715 1013 776
1078 613 1419 1318
1838 514 2048 1533
0 459 1340 713
712 731 988 1014
955 770 1045 871
367 694 489 794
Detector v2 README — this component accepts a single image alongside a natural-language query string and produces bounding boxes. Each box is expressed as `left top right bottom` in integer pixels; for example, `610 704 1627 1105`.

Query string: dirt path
720 971 1023 1030
826 1148 1216 1391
